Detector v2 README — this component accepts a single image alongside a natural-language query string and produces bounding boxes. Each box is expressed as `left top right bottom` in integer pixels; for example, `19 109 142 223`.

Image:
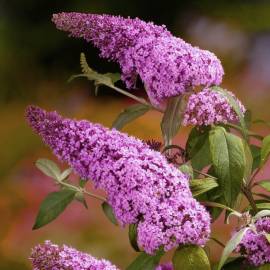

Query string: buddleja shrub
26 13 270 270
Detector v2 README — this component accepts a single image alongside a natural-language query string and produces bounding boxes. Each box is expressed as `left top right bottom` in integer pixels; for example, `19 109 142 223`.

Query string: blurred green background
1 0 270 269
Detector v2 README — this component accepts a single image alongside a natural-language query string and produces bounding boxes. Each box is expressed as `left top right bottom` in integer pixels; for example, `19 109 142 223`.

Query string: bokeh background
1 0 270 269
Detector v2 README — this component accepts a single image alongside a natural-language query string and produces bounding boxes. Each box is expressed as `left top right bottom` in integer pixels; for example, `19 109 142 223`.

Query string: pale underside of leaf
112 104 150 130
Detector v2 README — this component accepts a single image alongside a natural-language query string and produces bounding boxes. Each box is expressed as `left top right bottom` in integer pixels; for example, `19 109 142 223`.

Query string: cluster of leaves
31 54 270 270
33 159 115 230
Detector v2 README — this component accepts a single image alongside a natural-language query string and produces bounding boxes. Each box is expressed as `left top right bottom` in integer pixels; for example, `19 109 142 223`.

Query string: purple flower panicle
26 105 210 254
52 13 224 105
52 12 170 61
30 240 119 270
121 36 224 105
236 217 270 267
183 88 246 126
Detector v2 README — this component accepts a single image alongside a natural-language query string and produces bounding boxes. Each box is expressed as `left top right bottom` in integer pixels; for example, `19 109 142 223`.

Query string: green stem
58 180 80 192
201 201 241 215
58 180 106 202
227 123 263 140
83 189 106 202
109 84 163 113
192 169 218 180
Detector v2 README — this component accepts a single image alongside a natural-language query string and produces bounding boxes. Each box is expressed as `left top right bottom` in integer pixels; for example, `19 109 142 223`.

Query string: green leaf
253 119 270 128
220 258 243 270
243 142 253 183
253 210 270 221
226 123 263 141
102 202 118 225
69 53 120 88
126 250 164 270
173 245 211 270
33 189 76 230
35 158 61 180
203 201 241 215
255 203 270 210
60 168 72 181
79 179 87 188
217 227 249 270
264 233 270 244
186 127 211 172
79 53 116 86
257 180 270 192
112 104 150 130
244 109 252 129
179 163 194 179
261 135 270 167
75 192 88 209
104 72 121 84
211 86 247 140
190 178 218 197
161 95 189 146
209 126 246 207
207 199 226 222
226 211 244 224
129 224 140 252
218 257 255 270
250 145 261 172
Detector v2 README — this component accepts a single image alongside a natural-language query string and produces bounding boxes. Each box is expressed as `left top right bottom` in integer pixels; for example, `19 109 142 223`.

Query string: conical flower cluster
26 105 210 254
183 88 246 126
52 13 224 105
236 217 270 267
30 241 119 270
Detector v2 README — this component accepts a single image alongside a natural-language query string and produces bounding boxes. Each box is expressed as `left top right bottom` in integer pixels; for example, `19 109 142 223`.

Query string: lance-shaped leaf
226 211 244 224
261 135 270 167
33 189 76 230
75 192 88 209
218 257 249 270
250 144 261 172
254 210 270 221
129 224 140 252
253 119 270 128
102 202 118 225
217 227 249 270
264 233 270 244
126 249 164 270
202 201 241 216
94 72 121 96
211 86 247 140
69 53 120 88
186 127 211 171
179 163 194 179
161 95 189 146
243 142 253 183
190 178 218 197
35 158 61 180
255 203 270 210
244 109 252 129
112 104 150 130
59 168 73 181
79 178 87 188
209 126 246 207
257 180 270 192
173 245 211 270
